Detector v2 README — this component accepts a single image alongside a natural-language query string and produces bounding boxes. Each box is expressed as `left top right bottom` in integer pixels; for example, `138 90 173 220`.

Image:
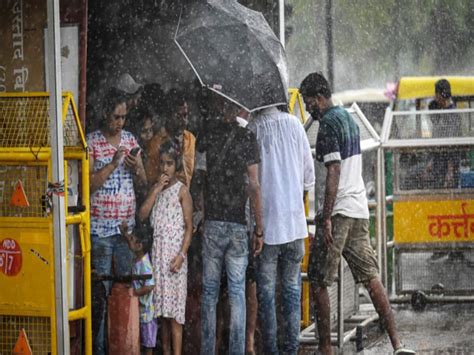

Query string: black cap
435 79 451 99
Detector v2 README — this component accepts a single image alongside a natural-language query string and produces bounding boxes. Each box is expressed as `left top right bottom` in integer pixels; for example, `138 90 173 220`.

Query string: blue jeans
91 234 133 355
201 220 248 355
257 238 305 355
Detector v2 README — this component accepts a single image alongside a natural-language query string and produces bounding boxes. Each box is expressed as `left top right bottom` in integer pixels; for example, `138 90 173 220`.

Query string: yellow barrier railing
0 92 91 355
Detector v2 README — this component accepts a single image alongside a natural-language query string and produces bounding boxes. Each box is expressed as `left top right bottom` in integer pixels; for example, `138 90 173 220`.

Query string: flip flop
394 346 416 354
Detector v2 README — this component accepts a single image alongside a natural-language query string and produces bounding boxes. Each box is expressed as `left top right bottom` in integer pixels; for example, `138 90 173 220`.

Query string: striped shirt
316 106 369 219
87 130 139 238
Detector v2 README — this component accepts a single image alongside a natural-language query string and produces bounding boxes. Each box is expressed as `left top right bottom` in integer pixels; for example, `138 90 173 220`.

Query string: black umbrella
175 0 289 112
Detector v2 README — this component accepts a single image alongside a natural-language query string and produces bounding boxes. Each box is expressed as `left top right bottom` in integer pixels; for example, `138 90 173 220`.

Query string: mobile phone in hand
129 147 141 157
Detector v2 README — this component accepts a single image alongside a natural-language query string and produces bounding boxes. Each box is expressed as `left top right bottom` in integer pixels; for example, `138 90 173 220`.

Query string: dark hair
137 233 152 254
103 87 128 116
141 83 165 115
162 88 187 116
137 106 162 133
159 139 183 172
131 223 152 253
435 79 451 99
101 87 128 126
299 72 332 99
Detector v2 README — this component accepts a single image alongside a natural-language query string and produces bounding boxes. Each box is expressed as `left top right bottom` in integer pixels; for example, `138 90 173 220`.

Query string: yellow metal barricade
0 92 91 354
381 105 474 304
289 87 307 125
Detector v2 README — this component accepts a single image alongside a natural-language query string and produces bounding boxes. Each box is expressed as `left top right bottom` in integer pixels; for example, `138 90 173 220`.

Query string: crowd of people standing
87 72 415 355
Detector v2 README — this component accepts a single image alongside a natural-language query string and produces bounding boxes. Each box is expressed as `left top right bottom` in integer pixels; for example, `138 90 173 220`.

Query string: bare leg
313 285 333 355
162 318 171 355
366 278 402 351
171 319 183 355
245 280 257 354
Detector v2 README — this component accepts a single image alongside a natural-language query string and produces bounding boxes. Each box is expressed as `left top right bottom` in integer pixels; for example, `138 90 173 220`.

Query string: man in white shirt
248 106 315 355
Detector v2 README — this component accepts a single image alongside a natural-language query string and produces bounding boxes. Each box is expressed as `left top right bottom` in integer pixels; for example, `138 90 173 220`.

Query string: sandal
394 346 416 354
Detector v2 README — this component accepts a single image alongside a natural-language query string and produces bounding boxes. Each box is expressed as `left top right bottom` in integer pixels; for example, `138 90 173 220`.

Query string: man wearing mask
299 72 415 355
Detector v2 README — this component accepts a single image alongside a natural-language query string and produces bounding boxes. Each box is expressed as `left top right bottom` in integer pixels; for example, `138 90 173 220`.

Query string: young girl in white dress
138 140 193 355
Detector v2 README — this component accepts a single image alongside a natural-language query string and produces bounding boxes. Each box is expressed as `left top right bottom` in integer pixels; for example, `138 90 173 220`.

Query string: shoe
394 346 416 354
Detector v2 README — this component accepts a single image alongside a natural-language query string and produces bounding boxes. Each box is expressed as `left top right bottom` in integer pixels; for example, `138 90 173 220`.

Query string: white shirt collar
260 106 280 115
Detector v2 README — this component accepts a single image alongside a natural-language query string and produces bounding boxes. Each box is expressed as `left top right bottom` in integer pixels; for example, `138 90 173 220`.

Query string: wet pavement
362 303 474 355
299 302 474 354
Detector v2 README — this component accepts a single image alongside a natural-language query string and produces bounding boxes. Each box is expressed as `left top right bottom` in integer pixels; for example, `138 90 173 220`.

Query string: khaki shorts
308 214 379 287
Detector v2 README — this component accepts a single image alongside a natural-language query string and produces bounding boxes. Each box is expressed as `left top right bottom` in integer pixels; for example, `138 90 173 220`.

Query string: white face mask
236 116 248 128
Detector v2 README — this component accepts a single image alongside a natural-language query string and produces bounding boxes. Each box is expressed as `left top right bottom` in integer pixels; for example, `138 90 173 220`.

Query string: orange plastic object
10 180 30 207
12 329 32 355
108 283 140 355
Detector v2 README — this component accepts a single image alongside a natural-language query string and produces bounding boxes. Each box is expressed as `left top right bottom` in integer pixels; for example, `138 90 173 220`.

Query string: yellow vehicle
393 76 474 111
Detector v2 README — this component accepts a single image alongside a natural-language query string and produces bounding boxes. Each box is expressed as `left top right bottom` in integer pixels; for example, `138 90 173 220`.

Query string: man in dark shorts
300 72 415 355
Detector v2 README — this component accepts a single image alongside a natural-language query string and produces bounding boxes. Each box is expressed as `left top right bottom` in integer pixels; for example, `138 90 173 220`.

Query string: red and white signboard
0 238 22 276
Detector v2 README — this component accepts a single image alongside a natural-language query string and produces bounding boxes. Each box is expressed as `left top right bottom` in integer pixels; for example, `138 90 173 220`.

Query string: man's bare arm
322 162 340 246
323 162 340 221
247 163 264 256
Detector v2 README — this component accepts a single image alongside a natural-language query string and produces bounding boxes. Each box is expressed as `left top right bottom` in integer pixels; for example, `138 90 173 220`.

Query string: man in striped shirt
300 73 415 355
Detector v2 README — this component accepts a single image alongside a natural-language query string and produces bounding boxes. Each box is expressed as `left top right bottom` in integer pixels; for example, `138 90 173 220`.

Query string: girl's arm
137 174 169 222
170 185 193 273
133 285 154 297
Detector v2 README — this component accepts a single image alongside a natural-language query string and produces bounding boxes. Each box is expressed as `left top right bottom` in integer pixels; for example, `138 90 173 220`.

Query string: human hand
119 220 129 236
252 232 264 257
198 222 205 236
170 253 185 273
124 151 138 171
323 219 333 247
111 146 127 168
154 174 170 192
119 220 133 243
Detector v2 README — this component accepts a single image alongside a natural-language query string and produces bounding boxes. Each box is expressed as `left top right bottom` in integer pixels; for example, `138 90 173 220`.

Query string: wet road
299 302 474 354
363 303 474 354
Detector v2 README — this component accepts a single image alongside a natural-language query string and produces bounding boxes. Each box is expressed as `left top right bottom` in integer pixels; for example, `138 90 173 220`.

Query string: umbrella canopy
175 0 289 112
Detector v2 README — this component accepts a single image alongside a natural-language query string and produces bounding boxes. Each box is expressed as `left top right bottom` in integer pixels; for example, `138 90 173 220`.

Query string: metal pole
376 148 383 273
279 0 285 47
325 0 334 90
379 149 388 287
47 0 70 353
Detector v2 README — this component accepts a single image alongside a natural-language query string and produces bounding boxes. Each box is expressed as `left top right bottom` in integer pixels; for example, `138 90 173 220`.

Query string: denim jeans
91 234 133 355
256 238 305 355
201 220 248 355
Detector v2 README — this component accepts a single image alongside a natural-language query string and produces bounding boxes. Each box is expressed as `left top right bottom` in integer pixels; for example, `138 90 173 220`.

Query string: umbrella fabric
175 0 289 112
